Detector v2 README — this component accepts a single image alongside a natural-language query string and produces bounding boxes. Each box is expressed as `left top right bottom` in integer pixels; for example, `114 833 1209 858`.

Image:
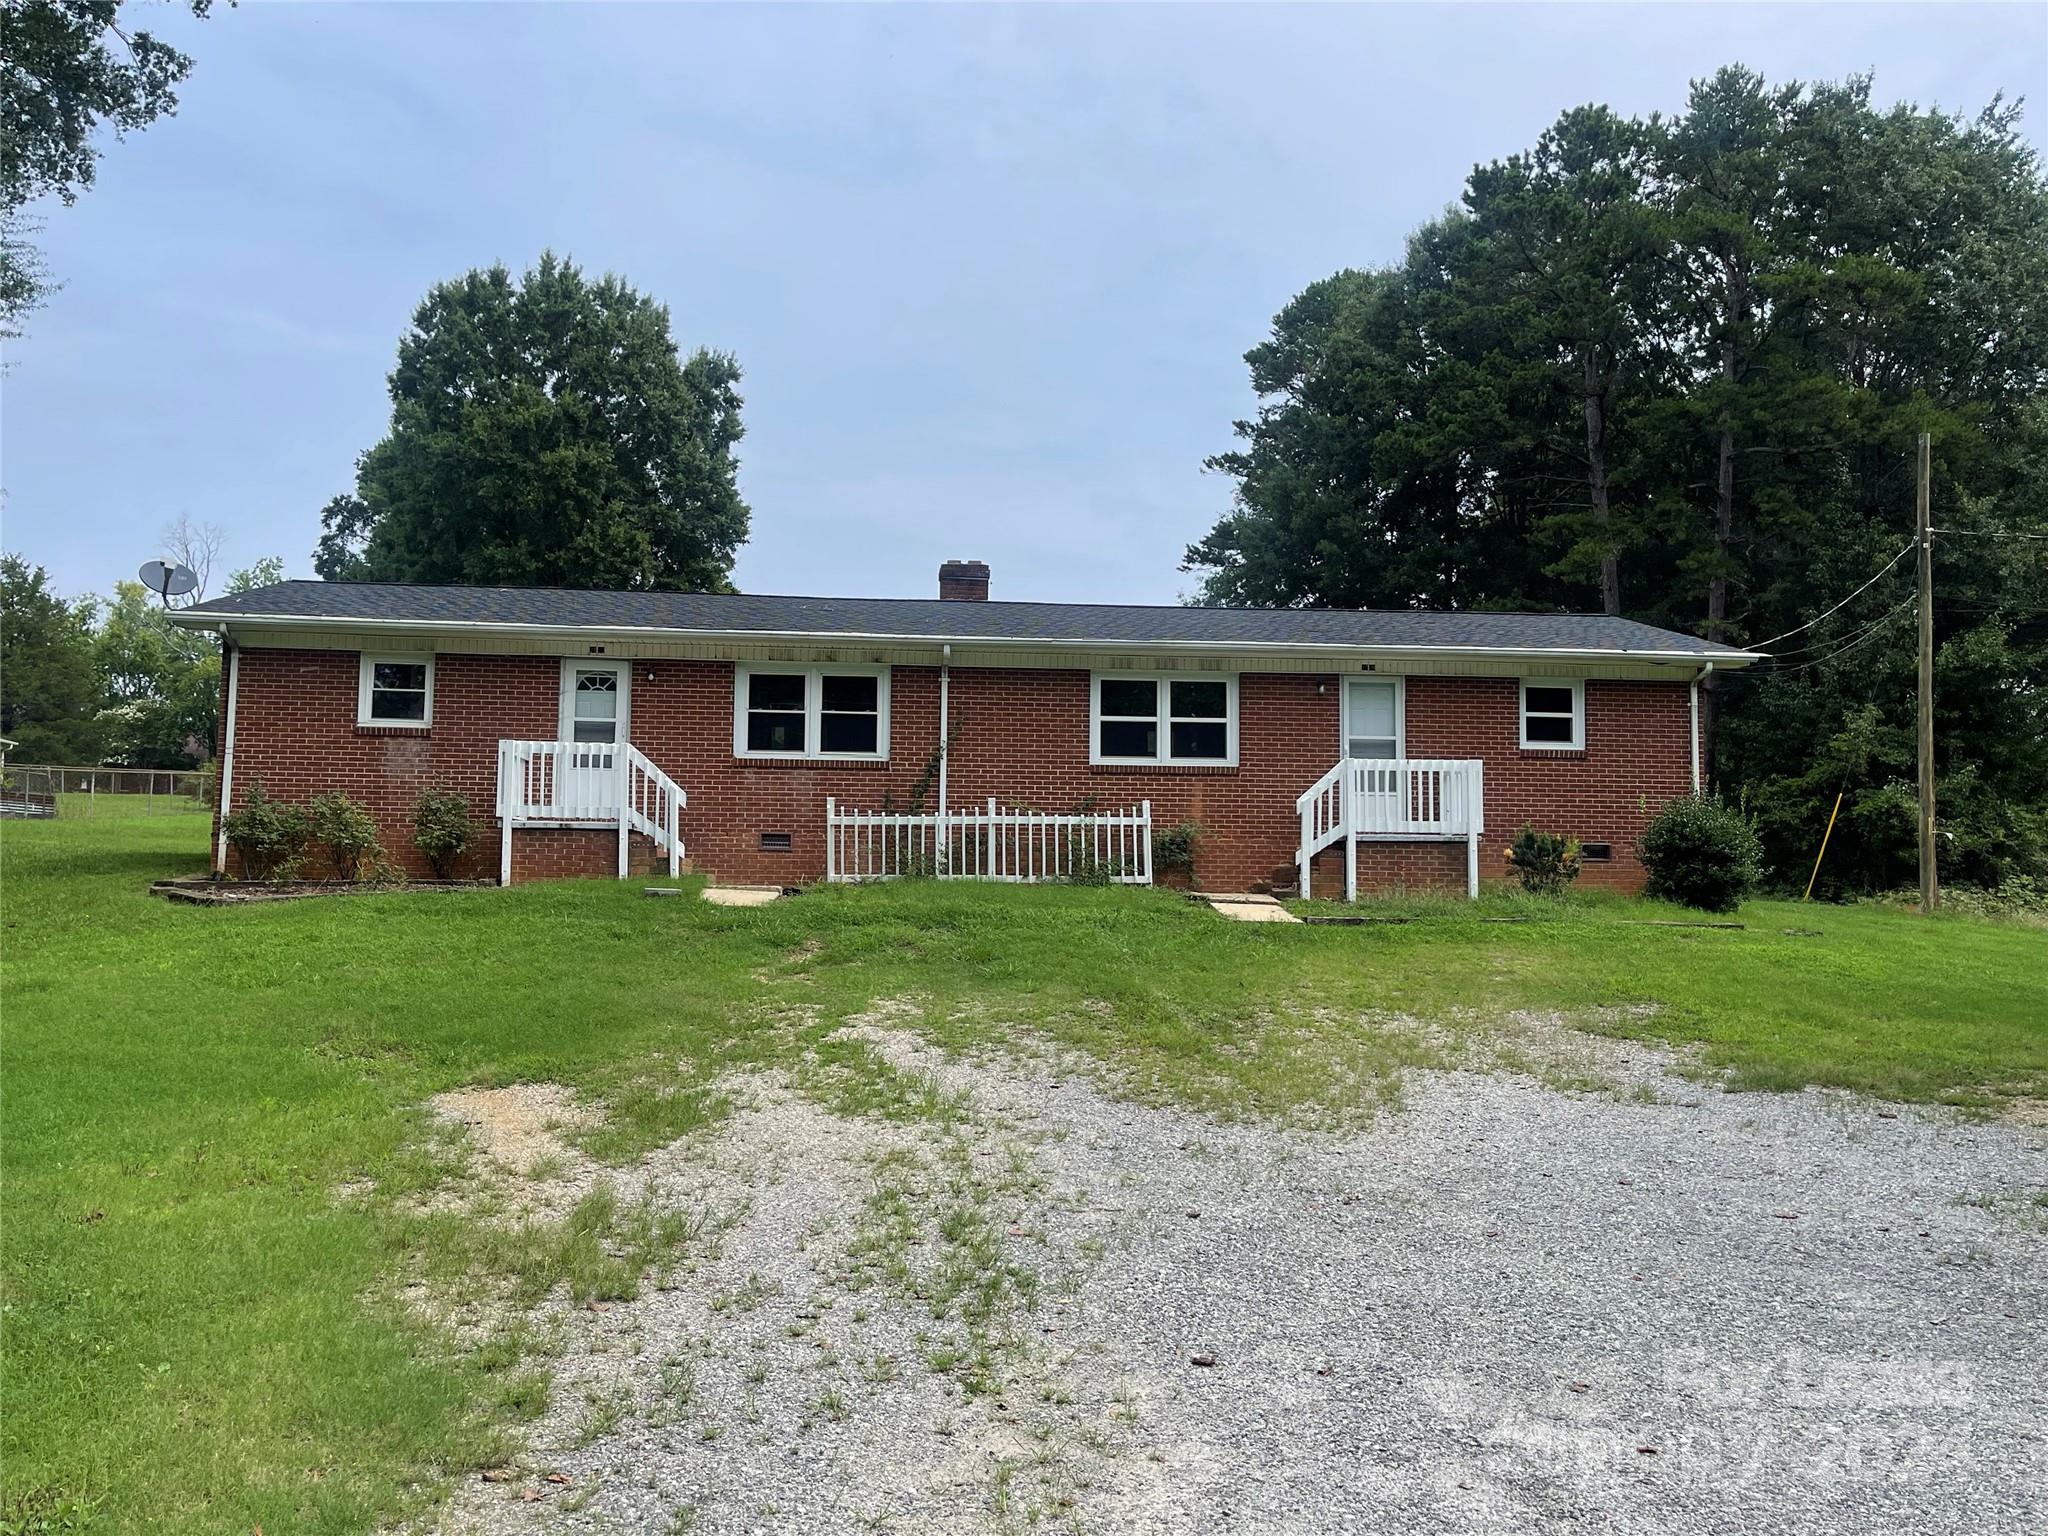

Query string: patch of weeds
526 1150 571 1182
712 1269 777 1314
1956 1188 2048 1234
577 1077 729 1165
561 1480 598 1514
990 1459 1016 1515
862 1352 902 1384
0 1488 106 1535
660 1354 697 1406
411 1181 709 1311
492 1369 552 1424
570 1386 629 1450
802 1033 974 1127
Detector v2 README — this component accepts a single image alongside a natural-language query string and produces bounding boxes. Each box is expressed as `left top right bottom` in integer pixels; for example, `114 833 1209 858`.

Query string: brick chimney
938 559 990 601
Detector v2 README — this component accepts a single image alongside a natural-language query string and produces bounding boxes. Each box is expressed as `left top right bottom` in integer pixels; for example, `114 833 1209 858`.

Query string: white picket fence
825 798 1153 884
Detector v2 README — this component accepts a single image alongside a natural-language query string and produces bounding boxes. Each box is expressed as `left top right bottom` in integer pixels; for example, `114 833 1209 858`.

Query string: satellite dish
138 559 199 604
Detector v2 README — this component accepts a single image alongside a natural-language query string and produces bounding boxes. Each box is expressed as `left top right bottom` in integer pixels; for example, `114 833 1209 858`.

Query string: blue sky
6 2 2042 607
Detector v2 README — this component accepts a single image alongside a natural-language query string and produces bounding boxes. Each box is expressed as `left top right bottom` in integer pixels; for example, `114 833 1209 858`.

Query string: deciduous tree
313 254 750 592
1 0 213 334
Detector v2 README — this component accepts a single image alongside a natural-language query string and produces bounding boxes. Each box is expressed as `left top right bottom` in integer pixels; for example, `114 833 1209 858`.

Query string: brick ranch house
169 562 1759 898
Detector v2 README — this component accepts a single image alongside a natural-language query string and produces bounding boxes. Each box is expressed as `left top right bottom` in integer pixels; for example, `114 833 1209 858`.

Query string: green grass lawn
4 811 2043 1534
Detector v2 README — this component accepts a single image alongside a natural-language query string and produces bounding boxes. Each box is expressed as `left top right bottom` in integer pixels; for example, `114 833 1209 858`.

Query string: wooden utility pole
1917 432 1937 914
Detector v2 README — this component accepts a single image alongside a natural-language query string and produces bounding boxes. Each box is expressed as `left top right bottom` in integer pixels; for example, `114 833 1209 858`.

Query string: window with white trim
735 666 889 759
1519 679 1584 750
1091 673 1237 765
358 654 433 726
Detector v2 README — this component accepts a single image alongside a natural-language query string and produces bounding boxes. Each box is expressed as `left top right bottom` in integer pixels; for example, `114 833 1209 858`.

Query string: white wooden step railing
826 798 1153 884
496 740 685 883
1296 758 1484 901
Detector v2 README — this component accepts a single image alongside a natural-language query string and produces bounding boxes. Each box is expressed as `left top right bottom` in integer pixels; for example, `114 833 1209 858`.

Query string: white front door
1343 678 1405 829
558 661 631 813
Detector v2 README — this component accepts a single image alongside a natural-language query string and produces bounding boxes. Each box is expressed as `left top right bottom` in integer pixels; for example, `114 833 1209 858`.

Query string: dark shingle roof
174 581 1752 659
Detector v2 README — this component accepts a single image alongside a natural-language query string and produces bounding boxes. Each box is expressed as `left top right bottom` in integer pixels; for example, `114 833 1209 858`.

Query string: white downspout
1690 661 1713 794
937 644 951 873
214 629 241 875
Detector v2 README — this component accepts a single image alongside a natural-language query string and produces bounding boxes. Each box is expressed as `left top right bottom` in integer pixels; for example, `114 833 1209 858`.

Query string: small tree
307 791 389 881
1506 826 1583 896
1639 794 1763 912
221 782 310 880
412 789 476 878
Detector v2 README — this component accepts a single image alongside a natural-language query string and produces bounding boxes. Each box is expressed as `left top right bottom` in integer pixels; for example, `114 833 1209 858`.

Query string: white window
1090 672 1237 766
734 665 889 760
1520 679 1584 750
357 654 433 726
1343 677 1404 760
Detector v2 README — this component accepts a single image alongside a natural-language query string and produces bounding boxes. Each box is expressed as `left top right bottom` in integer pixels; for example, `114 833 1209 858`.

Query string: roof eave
173 608 1761 668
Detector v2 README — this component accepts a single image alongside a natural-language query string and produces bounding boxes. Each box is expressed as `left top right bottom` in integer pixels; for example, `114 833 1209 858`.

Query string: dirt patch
429 1083 599 1186
1997 1095 2048 1131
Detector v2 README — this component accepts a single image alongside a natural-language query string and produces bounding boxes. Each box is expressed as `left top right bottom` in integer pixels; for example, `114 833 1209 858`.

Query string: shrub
412 788 477 878
221 782 311 880
1639 794 1763 912
307 791 390 881
1505 825 1582 896
1151 820 1203 879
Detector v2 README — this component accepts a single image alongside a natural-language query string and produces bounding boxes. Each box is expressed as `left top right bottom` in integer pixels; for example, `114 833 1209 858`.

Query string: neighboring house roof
172 581 1757 663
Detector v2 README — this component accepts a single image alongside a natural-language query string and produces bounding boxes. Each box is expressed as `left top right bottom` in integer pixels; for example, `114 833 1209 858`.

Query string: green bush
1151 820 1203 879
1639 794 1763 912
1505 825 1582 895
220 782 311 881
307 791 391 881
412 789 477 878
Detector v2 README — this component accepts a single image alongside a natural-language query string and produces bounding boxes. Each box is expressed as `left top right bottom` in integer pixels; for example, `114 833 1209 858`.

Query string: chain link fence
0 764 213 819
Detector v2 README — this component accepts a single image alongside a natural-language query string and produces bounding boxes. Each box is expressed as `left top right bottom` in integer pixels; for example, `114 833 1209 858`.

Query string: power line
1754 596 1916 675
1761 591 1917 661
1929 527 2048 542
1746 539 1917 650
1758 609 1911 676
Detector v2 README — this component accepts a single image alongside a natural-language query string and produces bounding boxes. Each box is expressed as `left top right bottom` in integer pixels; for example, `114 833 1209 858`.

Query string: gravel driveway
432 1016 2047 1536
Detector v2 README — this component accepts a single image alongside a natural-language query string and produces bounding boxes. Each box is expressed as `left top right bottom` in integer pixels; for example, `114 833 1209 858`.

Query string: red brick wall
214 648 558 880
511 827 658 883
1309 840 1469 899
1406 676 1690 892
214 649 1693 892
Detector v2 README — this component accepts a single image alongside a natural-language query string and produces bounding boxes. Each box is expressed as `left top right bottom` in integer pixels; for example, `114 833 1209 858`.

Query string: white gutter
165 609 1763 669
937 643 951 872
1690 661 1714 792
214 629 241 874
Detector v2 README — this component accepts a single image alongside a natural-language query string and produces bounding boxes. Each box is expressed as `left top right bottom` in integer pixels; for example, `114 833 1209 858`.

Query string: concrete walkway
1201 893 1303 923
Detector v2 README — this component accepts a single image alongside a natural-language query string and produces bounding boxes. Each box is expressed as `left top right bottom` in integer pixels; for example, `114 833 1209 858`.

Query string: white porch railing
1296 758 1484 901
496 740 685 883
826 798 1153 885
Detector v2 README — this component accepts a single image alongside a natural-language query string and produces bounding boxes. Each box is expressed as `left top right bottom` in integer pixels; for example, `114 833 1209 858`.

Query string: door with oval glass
559 660 631 814
1342 677 1405 829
